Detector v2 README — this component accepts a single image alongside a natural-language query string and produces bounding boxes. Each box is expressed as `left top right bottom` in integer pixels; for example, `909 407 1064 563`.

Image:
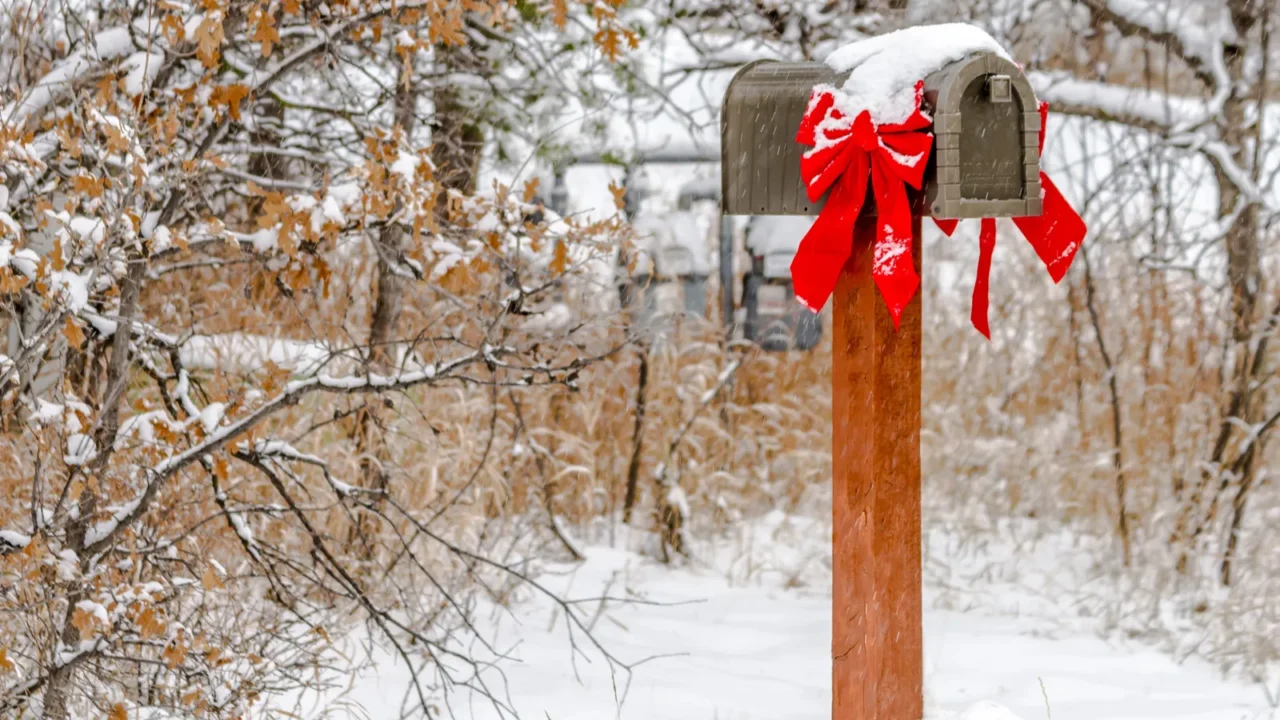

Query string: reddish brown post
831 213 923 720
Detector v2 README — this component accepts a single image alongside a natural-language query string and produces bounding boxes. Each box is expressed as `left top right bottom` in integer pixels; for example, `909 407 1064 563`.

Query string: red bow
933 102 1086 339
790 82 934 327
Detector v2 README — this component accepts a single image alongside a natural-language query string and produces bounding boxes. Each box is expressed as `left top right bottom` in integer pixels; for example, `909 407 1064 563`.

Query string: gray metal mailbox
721 52 1041 219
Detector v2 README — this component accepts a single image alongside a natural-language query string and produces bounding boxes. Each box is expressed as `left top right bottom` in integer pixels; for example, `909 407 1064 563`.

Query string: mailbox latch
988 74 1012 103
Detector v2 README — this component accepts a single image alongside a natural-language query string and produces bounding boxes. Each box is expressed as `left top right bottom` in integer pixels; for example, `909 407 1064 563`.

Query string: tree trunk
353 57 419 551
430 44 485 197
1082 247 1130 566
621 347 649 524
42 262 144 720
1172 5 1264 578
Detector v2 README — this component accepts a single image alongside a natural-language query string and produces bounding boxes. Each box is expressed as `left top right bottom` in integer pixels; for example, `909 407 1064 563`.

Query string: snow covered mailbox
723 51 1041 218
720 25 1087 720
722 24 1084 336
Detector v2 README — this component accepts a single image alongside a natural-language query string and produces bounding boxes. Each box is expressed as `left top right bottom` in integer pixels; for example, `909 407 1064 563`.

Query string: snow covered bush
0 1 647 717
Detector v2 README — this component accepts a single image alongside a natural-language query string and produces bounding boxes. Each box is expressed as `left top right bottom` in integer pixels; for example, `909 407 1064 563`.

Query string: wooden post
831 213 923 720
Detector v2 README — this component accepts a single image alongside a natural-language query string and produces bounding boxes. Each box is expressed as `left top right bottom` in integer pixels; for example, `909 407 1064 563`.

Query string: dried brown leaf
193 15 225 68
209 84 251 122
550 240 568 275
201 563 224 591
63 317 86 349
522 177 541 204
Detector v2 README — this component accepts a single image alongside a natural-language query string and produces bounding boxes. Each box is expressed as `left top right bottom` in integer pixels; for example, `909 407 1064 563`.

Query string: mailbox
721 52 1041 219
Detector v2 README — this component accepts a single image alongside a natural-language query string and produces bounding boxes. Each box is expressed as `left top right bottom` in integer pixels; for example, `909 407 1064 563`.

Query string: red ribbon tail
1014 173 1086 283
972 218 996 340
791 151 870 312
869 160 919 328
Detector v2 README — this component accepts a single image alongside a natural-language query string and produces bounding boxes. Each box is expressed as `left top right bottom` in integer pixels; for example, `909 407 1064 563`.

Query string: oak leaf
71 605 102 638
608 181 626 210
71 174 108 199
0 269 28 294
550 240 568 275
64 317 86 349
136 606 167 639
252 9 279 57
102 122 129 154
163 638 188 669
201 563 224 591
51 238 66 271
210 84 251 122
522 177 541 203
193 15 225 68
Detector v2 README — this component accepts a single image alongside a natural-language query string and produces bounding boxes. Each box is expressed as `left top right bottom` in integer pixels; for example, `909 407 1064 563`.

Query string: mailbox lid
721 61 847 216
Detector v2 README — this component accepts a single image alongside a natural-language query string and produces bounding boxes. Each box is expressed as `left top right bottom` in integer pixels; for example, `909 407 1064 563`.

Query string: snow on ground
281 513 1276 720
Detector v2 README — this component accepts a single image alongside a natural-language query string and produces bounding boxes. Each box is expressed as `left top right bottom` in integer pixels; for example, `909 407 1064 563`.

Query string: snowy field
279 513 1276 720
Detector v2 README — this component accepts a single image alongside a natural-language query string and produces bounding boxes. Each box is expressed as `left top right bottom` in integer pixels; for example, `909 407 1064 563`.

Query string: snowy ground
282 513 1277 720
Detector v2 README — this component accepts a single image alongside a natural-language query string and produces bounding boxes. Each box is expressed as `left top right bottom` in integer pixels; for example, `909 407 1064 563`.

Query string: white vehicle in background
629 209 712 327
743 215 823 352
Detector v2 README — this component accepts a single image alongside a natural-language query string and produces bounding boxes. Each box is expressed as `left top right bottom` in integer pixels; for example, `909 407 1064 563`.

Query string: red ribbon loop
791 82 934 327
933 102 1087 339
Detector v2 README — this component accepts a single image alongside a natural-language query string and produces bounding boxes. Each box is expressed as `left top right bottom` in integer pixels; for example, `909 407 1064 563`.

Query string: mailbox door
923 52 1042 219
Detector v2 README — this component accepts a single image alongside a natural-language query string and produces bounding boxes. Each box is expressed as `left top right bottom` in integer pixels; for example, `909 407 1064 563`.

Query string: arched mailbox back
923 52 1041 219
721 52 1041 220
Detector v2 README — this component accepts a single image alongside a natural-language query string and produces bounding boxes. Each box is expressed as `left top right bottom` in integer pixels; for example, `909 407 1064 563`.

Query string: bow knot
850 111 879 152
791 81 934 326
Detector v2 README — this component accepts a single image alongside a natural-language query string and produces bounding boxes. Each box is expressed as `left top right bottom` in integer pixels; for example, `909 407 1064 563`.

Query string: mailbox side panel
722 62 846 216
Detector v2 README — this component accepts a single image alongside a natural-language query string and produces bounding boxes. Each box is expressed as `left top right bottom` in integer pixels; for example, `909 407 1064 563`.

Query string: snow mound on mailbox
824 23 1011 125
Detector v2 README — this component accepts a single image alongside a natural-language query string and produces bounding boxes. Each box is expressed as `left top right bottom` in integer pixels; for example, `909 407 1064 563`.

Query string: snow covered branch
1031 72 1270 209
82 349 489 556
1076 0 1234 89
1029 71 1205 132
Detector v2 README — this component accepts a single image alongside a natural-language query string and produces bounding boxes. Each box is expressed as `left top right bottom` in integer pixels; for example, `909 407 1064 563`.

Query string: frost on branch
0 0 638 717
